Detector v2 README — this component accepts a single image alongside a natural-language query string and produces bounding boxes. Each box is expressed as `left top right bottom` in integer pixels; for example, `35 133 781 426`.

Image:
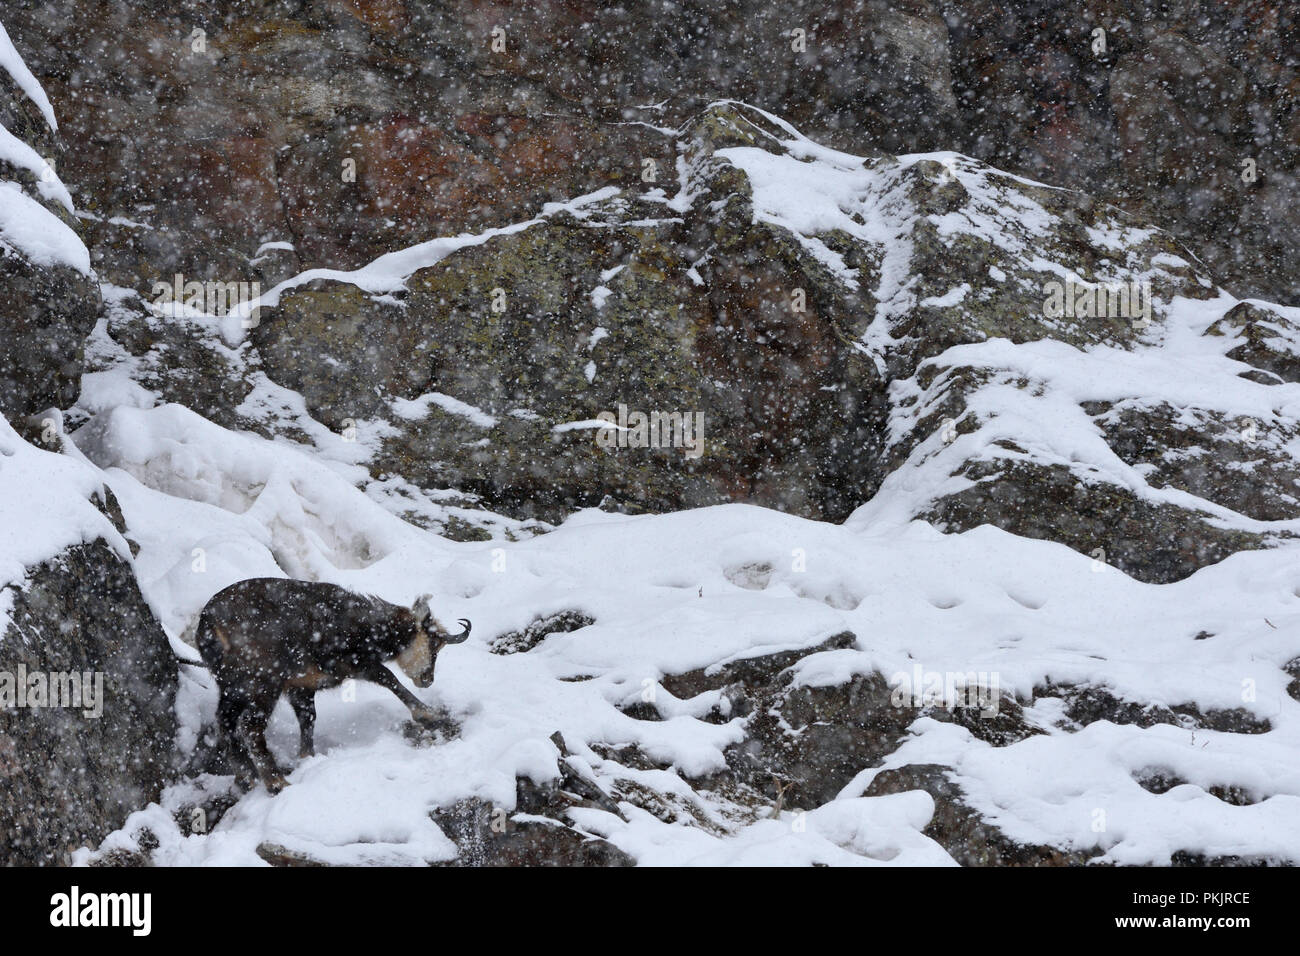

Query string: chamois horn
446 618 472 644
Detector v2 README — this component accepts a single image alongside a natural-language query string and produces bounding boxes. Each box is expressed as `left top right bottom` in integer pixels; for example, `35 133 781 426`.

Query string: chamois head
399 594 471 688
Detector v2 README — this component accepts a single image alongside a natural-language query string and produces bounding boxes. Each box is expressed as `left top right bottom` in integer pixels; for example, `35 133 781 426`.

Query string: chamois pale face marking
396 629 434 686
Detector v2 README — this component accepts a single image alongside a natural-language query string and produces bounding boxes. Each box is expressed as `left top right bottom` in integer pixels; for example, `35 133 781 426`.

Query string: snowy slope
61 365 1300 866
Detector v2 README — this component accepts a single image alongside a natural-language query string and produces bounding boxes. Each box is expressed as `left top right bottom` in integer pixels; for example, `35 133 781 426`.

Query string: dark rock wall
0 43 99 421
3 0 1295 302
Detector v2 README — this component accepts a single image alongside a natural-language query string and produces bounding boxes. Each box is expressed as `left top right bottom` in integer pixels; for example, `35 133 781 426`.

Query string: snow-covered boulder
0 412 177 864
0 19 97 423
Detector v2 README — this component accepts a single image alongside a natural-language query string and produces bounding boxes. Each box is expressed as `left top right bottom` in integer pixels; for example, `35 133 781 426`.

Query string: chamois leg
287 686 317 758
235 694 289 794
217 685 256 784
363 665 438 724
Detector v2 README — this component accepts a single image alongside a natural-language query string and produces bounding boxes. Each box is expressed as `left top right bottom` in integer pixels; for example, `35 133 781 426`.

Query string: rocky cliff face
2 5 1300 867
0 19 98 424
3 0 1296 303
0 24 176 865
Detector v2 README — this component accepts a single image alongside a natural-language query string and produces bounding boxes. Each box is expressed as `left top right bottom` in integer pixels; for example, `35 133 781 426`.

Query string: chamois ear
411 594 432 622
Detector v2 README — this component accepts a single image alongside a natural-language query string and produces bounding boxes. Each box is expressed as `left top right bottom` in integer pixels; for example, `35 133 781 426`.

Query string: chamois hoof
401 719 442 746
263 774 289 795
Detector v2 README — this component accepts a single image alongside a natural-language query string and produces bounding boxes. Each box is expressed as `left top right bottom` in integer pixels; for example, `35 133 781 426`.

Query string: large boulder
0 416 177 865
0 538 178 865
231 102 1299 581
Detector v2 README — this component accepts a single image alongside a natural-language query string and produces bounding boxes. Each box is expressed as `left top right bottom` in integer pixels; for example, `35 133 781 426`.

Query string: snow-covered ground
45 388 1300 866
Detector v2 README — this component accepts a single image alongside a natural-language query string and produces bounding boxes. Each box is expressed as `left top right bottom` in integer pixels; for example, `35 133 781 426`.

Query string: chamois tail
173 616 210 668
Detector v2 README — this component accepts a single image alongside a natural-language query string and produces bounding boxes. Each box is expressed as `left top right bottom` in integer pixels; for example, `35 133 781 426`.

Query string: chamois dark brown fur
194 577 470 793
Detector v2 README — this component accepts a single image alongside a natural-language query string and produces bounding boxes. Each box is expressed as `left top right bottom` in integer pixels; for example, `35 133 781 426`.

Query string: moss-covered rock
79 101 1300 582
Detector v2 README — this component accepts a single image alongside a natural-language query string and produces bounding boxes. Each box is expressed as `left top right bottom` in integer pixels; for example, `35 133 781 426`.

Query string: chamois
194 578 470 793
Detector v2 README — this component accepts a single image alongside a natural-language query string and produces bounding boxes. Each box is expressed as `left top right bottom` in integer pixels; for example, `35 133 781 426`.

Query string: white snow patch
0 181 90 274
0 20 57 130
391 392 497 429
